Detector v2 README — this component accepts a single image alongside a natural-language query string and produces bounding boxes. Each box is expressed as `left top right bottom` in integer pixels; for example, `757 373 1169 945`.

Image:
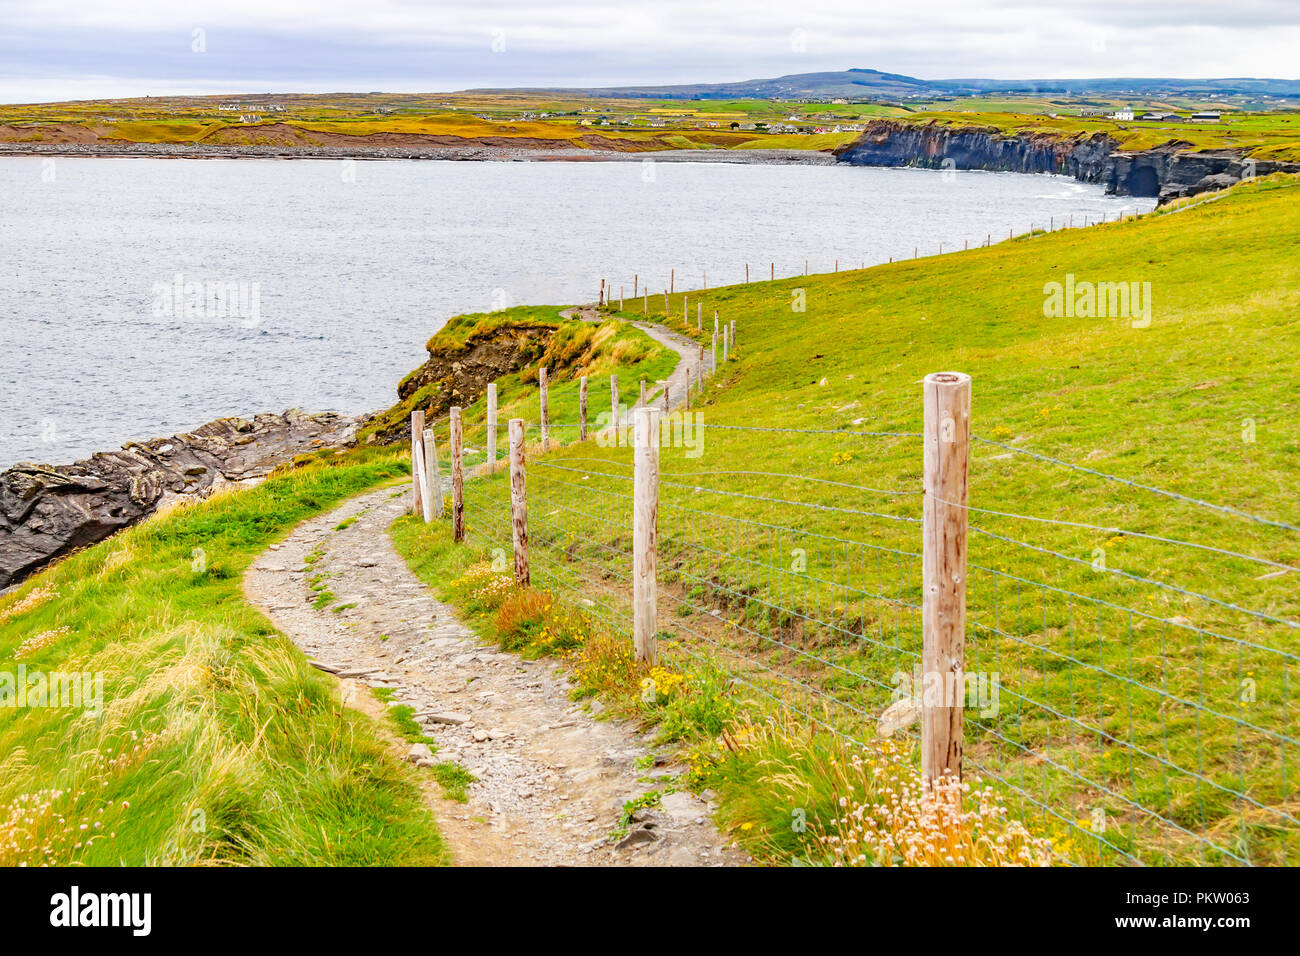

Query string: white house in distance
1110 109 1135 121
1190 111 1222 123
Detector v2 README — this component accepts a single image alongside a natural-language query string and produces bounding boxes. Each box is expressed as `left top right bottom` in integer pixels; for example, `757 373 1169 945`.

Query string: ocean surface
0 156 1151 467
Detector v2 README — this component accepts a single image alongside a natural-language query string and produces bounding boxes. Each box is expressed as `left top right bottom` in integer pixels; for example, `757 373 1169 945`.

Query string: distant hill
482 67 1300 101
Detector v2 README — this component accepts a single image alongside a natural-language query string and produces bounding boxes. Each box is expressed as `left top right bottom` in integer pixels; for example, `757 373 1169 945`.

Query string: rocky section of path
1 409 358 591
244 486 746 867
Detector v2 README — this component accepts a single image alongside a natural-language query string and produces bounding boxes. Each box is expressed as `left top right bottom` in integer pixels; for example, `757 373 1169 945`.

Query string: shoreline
0 142 839 166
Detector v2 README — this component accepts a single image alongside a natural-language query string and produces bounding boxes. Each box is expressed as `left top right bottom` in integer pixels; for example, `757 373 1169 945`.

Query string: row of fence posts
607 213 1140 301
408 360 970 788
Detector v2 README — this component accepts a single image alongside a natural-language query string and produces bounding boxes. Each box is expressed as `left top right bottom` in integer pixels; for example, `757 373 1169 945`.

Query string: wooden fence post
662 383 669 411
450 406 465 543
599 278 605 307
508 418 529 586
745 263 749 283
633 405 660 665
579 375 588 441
711 331 717 373
698 346 704 392
486 383 497 463
410 410 425 516
722 324 729 363
634 273 638 297
538 366 549 446
611 374 619 430
921 371 971 787
639 379 646 407
730 319 736 351
423 427 442 519
770 262 774 281
670 268 674 294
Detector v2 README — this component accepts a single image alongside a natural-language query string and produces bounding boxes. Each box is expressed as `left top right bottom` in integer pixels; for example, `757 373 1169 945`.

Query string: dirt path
244 485 746 867
561 305 712 409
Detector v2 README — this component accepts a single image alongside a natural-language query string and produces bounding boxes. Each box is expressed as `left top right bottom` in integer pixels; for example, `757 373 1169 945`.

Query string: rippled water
0 156 1150 466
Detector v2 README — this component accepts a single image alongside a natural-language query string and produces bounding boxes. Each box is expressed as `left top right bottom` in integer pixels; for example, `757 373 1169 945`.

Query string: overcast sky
2 0 1298 104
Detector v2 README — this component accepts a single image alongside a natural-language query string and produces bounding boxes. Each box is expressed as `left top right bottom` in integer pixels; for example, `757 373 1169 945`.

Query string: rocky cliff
835 120 1300 204
0 409 357 590
363 322 556 446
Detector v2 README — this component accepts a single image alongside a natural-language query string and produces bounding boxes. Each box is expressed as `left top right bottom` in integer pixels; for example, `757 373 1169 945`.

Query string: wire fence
437 405 1296 867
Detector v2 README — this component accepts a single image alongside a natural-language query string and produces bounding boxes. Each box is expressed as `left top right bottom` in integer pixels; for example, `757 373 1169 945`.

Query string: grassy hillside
406 174 1299 865
0 448 447 866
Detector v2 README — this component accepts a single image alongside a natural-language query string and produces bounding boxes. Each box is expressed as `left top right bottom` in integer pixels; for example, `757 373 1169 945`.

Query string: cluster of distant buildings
1078 108 1223 123
216 103 287 123
562 108 864 135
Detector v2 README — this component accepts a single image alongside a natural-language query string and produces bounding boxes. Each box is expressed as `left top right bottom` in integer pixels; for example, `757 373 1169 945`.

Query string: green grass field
0 449 448 866
411 174 1300 865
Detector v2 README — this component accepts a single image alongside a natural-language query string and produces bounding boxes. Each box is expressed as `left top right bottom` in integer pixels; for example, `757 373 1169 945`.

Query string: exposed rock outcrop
0 410 357 590
365 323 556 445
835 120 1300 204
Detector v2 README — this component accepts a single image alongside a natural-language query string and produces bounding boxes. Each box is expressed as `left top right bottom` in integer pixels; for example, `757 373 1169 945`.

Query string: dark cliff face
0 410 357 590
835 120 1300 204
363 323 555 446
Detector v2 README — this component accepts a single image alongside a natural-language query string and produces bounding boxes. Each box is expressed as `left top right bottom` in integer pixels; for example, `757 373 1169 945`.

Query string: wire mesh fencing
426 393 1297 867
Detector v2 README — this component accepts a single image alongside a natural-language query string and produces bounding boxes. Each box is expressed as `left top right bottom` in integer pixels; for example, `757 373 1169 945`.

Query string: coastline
0 142 839 166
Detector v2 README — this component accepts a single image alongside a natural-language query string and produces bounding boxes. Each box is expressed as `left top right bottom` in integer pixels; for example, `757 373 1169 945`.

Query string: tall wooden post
423 427 442 519
730 319 736 350
538 366 549 446
921 371 971 786
770 262 774 281
722 324 729 363
745 263 749 283
599 278 605 307
711 331 717 373
611 374 620 430
486 382 498 463
579 375 588 441
662 383 669 411
670 268 674 294
639 379 646 407
410 410 425 516
620 287 624 310
450 406 465 543
413 434 433 522
634 273 638 297
508 418 529 586
632 406 660 665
